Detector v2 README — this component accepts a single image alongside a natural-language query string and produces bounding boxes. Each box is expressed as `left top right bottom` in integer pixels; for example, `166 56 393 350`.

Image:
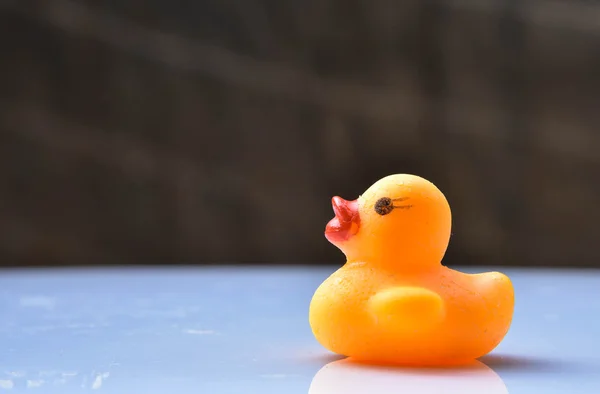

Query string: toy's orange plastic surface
309 174 514 366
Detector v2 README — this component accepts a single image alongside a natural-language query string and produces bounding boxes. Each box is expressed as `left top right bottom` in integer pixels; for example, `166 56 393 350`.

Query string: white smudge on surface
91 372 109 389
182 329 216 335
26 380 44 388
19 296 56 309
0 380 13 389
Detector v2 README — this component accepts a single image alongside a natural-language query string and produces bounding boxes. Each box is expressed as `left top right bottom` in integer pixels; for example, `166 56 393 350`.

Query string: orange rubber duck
309 174 514 366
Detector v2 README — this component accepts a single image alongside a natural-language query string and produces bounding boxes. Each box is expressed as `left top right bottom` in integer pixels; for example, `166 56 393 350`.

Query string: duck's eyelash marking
374 197 412 215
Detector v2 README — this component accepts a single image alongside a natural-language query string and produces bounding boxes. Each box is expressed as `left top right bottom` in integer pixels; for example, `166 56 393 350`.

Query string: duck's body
309 174 515 366
310 263 513 365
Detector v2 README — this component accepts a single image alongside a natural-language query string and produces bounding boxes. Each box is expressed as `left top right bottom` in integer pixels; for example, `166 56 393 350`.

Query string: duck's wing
368 286 445 332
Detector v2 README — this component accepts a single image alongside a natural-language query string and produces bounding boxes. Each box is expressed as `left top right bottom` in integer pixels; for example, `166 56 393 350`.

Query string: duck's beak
325 196 360 243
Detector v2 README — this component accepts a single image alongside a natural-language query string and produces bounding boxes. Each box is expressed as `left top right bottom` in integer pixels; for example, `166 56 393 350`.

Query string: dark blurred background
0 0 598 268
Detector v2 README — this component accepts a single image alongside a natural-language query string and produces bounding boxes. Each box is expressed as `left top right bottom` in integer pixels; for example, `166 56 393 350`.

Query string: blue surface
0 266 599 393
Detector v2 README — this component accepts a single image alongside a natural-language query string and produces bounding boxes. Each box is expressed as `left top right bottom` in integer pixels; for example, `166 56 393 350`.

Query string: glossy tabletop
0 266 599 393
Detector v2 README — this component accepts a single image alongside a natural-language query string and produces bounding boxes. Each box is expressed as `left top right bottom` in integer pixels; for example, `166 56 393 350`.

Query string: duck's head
325 174 452 270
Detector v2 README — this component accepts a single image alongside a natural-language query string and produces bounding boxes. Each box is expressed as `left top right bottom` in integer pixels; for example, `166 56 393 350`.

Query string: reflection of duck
308 358 508 394
310 174 514 366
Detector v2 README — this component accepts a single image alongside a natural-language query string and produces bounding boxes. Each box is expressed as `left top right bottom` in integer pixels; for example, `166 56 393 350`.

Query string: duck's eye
374 197 394 215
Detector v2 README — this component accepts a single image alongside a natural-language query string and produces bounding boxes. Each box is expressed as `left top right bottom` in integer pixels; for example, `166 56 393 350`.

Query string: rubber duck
309 174 514 366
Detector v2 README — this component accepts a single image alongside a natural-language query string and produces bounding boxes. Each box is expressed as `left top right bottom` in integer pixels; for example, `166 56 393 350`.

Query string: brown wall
0 0 598 267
